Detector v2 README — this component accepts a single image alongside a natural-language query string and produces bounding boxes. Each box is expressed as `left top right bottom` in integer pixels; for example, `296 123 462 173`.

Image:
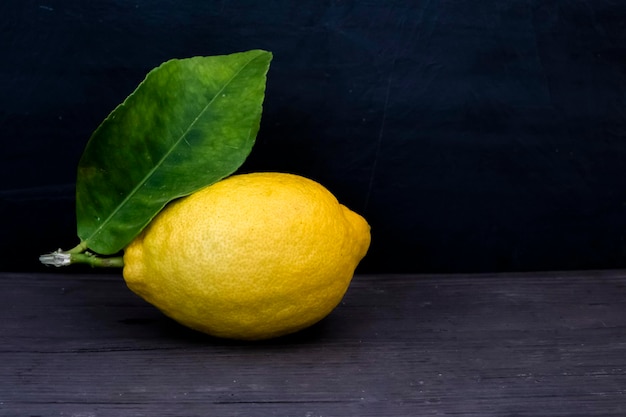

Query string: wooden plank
1 271 625 416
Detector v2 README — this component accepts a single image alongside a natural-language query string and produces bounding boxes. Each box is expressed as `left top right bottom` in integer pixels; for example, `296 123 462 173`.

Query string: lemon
122 172 371 340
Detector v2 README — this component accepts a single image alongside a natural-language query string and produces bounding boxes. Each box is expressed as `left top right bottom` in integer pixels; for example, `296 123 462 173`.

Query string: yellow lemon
122 172 371 340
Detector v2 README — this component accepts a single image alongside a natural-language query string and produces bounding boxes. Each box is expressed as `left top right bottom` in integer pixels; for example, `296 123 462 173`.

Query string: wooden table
2 270 625 416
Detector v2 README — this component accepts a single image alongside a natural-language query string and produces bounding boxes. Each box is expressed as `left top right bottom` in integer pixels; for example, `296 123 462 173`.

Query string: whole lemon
122 172 371 340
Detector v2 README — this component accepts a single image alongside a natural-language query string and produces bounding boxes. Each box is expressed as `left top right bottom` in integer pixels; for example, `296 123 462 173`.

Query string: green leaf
76 49 272 255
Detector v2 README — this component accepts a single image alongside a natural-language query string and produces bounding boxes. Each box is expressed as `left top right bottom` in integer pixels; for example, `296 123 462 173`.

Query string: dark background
2 0 626 274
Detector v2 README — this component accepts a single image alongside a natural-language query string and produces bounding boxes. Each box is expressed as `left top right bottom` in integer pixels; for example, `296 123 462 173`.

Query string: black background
2 0 626 273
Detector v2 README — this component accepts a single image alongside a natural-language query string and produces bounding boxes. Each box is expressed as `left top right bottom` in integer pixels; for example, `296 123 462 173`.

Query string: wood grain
1 271 625 416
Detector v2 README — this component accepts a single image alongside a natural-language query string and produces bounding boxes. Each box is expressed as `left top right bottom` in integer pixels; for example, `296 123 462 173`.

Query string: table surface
2 270 626 416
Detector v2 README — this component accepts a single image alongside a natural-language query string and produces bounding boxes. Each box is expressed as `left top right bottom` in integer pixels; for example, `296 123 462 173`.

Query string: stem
39 246 124 268
70 252 125 268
